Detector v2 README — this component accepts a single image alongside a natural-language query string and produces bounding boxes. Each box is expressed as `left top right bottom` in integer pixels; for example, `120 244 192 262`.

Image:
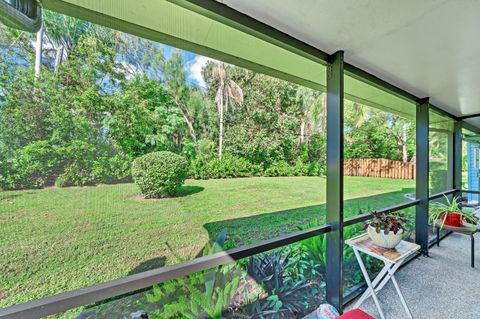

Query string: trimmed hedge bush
189 154 325 179
189 154 262 179
132 151 188 198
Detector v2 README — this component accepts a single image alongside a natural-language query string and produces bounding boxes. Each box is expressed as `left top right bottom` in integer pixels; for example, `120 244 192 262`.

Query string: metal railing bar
343 200 420 227
428 189 457 200
0 224 331 319
460 189 480 195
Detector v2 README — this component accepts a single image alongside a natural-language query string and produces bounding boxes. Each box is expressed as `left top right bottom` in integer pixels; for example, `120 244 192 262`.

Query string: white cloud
188 55 217 88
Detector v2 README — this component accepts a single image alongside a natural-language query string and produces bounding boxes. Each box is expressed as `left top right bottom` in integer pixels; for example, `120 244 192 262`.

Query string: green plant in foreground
132 151 188 198
147 266 240 319
146 232 239 319
245 250 314 318
296 217 365 274
429 195 478 230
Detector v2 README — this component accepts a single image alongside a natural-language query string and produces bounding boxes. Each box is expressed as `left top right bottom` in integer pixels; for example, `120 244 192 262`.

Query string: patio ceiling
41 0 480 129
218 0 480 125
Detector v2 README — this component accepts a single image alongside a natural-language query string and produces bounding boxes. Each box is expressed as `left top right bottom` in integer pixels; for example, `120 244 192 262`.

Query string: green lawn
0 176 414 308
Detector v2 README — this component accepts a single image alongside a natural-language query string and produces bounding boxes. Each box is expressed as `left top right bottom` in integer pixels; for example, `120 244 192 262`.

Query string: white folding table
346 233 420 319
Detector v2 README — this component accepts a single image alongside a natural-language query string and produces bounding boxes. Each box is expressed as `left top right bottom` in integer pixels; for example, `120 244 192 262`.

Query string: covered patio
1 1 480 318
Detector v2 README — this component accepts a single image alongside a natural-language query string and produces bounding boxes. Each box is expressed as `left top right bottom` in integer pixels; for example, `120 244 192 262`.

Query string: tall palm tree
210 63 243 159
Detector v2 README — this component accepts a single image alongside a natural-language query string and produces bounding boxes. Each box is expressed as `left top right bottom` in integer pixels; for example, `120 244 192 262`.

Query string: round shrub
132 151 188 198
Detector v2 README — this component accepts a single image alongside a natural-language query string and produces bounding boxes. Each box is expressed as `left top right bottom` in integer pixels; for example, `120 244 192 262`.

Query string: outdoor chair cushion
338 309 374 319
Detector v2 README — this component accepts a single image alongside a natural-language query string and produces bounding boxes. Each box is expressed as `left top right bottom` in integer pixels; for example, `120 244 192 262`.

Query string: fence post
416 98 430 254
326 50 344 311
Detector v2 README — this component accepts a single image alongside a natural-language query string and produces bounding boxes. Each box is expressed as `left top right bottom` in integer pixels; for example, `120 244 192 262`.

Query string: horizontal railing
428 188 457 200
461 189 480 195
343 199 420 227
2 189 462 318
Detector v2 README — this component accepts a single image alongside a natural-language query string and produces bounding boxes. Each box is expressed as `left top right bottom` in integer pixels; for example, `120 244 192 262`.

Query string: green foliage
0 31 130 190
190 154 261 179
54 141 131 188
132 151 188 198
146 233 240 319
295 218 364 276
2 141 58 189
264 160 292 177
108 76 184 157
245 250 314 318
344 108 415 162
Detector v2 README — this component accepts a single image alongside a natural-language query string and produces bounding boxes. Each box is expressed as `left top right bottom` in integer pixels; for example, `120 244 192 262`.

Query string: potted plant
429 195 477 230
363 211 407 248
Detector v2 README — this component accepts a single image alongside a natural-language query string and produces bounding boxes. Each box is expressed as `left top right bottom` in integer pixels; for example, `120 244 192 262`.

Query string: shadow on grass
130 186 205 201
175 185 205 197
203 188 415 246
128 257 167 275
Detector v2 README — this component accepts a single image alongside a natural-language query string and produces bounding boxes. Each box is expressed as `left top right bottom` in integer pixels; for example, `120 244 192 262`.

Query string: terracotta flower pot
367 225 403 248
440 211 462 227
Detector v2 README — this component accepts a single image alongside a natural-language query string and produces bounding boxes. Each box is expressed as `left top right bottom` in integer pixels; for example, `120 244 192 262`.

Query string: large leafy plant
245 251 313 318
147 266 240 319
146 232 240 319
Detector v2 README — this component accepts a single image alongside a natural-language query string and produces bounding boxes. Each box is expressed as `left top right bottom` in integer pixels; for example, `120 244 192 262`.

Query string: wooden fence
344 158 415 180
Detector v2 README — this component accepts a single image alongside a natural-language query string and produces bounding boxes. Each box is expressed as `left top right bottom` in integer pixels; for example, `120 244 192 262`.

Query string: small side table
346 233 420 319
435 220 478 268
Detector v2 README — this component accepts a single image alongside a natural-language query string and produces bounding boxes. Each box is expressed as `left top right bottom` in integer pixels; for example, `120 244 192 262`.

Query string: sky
162 44 215 89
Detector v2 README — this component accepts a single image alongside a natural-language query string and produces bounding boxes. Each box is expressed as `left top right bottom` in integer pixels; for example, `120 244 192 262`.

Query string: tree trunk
402 123 408 163
218 92 224 160
300 121 306 144
319 93 327 132
34 25 43 76
183 113 197 144
54 45 65 74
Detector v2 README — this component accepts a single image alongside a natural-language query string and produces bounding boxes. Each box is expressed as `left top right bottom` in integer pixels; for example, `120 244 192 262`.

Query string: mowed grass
0 176 414 308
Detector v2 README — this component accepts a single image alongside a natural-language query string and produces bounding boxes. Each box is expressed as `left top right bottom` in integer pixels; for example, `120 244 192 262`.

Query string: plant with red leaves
363 211 407 235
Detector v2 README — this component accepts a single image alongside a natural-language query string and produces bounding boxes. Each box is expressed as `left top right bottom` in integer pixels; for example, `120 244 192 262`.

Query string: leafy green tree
0 29 130 189
107 76 184 156
161 51 204 145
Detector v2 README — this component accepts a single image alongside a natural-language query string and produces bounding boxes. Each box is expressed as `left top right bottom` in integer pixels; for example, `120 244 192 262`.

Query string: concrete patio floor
347 232 480 319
